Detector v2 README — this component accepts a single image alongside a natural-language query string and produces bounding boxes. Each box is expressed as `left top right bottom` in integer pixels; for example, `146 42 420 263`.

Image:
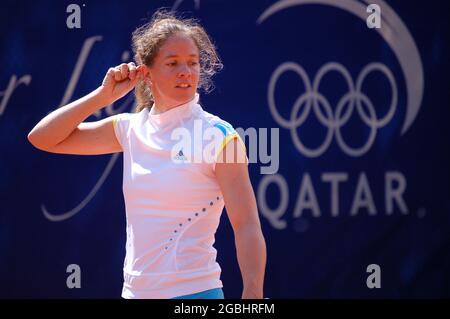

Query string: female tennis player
28 10 266 299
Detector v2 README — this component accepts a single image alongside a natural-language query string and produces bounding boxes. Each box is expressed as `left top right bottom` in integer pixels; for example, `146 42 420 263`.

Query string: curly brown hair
132 10 223 112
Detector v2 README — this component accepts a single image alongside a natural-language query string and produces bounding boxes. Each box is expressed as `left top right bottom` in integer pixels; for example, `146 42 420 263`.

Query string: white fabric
113 94 243 298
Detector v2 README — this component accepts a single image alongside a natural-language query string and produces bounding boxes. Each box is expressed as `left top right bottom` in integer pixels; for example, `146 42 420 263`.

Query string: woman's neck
151 103 175 114
152 96 196 114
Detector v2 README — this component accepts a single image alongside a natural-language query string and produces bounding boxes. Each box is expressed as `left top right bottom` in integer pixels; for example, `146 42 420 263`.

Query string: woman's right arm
27 62 145 155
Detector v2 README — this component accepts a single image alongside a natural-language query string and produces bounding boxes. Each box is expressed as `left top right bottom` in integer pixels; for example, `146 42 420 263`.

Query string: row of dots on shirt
165 196 221 250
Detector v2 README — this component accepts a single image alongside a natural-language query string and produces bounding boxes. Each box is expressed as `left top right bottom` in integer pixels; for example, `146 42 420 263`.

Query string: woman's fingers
114 67 122 81
127 62 136 80
106 68 115 82
119 63 129 79
108 63 146 84
100 63 144 103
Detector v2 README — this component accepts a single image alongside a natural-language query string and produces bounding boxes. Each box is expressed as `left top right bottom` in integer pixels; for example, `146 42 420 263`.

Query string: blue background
1 0 449 298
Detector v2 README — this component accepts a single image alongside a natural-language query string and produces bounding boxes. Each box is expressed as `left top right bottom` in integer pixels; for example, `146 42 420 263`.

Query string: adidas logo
173 148 188 161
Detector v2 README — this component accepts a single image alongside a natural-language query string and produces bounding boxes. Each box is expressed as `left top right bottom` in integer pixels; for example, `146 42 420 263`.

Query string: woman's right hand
98 62 146 105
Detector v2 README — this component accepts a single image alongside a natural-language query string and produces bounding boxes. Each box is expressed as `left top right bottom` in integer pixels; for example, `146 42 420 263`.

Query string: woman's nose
177 64 191 78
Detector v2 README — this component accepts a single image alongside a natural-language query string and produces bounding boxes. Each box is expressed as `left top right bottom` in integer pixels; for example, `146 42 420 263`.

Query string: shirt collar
148 93 199 127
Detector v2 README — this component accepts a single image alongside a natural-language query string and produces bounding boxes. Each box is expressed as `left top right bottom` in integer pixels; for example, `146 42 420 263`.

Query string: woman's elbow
27 129 38 146
27 129 48 151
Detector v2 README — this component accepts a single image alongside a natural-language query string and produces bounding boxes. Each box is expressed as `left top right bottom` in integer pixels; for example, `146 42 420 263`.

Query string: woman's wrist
91 86 113 108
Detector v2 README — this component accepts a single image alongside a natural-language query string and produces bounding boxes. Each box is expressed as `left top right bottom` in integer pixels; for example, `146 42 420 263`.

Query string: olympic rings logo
268 62 398 157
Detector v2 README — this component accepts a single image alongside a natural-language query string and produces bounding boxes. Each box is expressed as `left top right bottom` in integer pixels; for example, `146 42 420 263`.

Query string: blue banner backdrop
1 0 449 298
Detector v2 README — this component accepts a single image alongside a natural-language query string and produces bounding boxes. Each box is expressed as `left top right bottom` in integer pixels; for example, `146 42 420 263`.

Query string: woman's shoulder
114 108 148 124
193 107 237 135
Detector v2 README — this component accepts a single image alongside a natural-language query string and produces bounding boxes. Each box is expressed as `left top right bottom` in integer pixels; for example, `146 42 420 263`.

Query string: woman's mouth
176 83 191 88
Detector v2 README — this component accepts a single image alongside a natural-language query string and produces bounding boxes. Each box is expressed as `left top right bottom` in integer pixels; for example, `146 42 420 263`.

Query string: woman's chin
172 90 196 101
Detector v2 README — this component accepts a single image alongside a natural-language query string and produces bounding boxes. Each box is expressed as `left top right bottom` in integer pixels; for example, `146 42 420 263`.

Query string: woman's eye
190 61 199 66
167 62 176 66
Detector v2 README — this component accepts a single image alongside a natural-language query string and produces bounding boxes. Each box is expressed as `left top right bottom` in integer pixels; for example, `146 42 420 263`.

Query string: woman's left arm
215 139 267 299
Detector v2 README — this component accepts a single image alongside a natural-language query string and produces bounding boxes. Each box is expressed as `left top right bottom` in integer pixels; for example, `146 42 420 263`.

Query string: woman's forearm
234 224 267 298
28 87 107 149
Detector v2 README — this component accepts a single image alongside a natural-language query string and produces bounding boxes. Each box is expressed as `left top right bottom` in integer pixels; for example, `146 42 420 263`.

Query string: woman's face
147 32 200 109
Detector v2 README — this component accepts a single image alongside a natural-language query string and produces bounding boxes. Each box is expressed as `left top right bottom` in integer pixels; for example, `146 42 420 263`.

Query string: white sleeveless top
113 94 245 298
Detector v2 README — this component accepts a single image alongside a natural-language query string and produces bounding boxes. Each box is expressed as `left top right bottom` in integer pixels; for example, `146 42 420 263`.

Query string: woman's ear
144 75 153 87
139 65 153 86
138 65 150 78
